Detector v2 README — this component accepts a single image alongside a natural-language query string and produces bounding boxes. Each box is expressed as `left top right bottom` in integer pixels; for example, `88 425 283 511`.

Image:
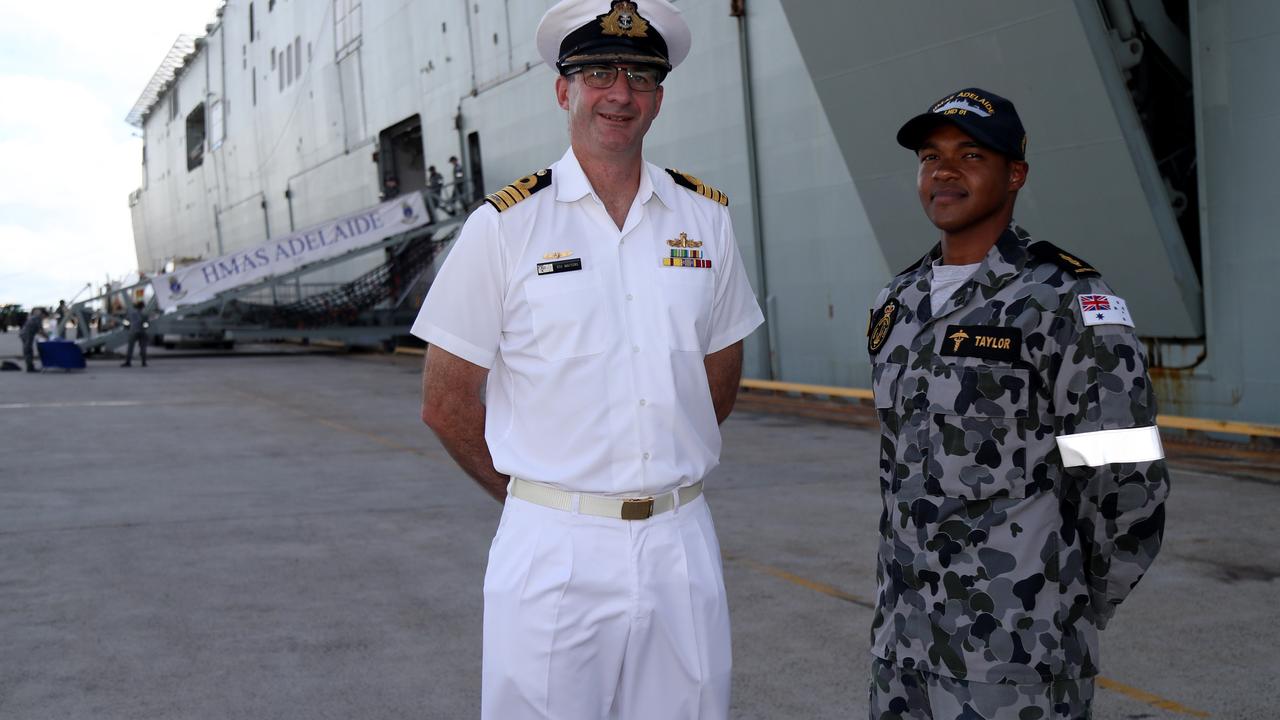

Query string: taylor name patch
1078 294 1134 327
940 325 1022 362
536 258 583 275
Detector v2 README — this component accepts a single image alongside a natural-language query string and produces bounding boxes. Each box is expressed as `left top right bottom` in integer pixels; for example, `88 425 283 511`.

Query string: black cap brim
558 42 671 71
896 113 1023 160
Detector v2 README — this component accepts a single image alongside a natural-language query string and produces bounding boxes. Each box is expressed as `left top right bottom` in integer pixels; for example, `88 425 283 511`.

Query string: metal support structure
734 0 776 380
70 217 462 355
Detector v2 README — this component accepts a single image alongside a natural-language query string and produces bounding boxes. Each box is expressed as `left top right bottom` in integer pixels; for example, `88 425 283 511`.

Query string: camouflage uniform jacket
866 224 1169 684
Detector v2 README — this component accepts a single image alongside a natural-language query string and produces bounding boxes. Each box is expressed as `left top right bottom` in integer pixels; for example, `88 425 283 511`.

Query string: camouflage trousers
869 658 1094 720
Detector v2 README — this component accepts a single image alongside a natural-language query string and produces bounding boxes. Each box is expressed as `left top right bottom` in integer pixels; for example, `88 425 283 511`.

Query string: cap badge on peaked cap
931 91 997 118
536 0 691 73
601 1 649 38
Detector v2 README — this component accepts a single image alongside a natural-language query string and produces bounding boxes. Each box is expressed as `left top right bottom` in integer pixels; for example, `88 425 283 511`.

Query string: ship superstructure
127 0 1280 425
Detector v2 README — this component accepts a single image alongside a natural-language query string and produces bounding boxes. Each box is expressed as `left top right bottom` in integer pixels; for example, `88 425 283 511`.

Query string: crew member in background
865 88 1169 719
53 300 67 339
121 301 150 368
425 164 446 220
413 1 763 717
20 307 48 372
447 155 465 212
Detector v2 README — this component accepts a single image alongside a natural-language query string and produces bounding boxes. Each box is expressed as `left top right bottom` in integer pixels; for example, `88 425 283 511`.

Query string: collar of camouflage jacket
889 224 1035 325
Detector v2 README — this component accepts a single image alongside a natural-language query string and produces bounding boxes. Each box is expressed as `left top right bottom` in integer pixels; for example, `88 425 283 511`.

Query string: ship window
252 71 257 106
286 45 293 85
249 3 255 42
335 0 363 60
271 47 276 70
186 103 206 171
209 100 224 150
294 37 302 78
269 0 276 11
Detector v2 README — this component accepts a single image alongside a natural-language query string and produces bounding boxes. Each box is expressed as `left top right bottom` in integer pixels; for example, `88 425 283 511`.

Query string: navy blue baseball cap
896 88 1027 160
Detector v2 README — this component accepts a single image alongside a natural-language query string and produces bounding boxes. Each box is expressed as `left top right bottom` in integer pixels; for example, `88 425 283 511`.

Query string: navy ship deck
2 335 1274 718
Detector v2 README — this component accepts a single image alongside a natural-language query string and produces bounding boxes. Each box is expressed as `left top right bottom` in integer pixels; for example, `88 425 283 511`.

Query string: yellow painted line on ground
1158 414 1280 439
231 389 431 458
394 346 426 357
740 378 873 401
741 379 1280 440
739 557 1209 717
1096 677 1210 717
312 416 426 455
734 557 874 610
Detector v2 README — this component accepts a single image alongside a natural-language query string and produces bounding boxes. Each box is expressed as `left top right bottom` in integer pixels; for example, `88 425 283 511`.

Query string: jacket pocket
922 365 1031 500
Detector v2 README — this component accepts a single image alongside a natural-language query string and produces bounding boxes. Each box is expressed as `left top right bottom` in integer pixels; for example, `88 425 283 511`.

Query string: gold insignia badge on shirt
667 232 702 249
867 299 900 354
542 250 574 260
600 1 650 38
947 329 970 352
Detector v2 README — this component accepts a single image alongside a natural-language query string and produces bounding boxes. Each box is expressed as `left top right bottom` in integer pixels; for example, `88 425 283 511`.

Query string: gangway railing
71 211 462 354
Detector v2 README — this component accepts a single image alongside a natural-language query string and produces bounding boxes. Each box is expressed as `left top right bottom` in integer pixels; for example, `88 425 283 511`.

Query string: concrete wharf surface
2 334 1277 719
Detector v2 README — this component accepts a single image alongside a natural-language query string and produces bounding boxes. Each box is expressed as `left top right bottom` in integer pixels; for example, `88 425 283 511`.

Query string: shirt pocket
923 365 1031 500
524 273 608 360
873 361 904 491
657 269 714 352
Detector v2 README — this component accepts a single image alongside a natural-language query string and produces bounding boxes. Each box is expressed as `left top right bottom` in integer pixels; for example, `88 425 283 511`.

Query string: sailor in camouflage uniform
866 88 1169 719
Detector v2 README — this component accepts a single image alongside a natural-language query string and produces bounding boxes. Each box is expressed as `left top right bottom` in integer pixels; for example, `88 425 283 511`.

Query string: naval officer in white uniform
412 1 764 717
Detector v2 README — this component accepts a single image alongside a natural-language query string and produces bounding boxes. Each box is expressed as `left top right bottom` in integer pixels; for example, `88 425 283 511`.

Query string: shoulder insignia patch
1028 240 1100 277
666 169 729 206
867 298 900 354
484 169 552 212
1078 293 1135 327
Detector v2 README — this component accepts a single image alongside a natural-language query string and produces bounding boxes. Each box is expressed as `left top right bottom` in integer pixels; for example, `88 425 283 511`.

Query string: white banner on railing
151 193 429 312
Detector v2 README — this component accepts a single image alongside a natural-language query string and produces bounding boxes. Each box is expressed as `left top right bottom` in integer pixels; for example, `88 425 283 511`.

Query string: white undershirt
929 260 982 313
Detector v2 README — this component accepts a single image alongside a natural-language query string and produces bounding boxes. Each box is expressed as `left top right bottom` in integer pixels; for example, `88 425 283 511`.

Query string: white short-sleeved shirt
412 148 765 496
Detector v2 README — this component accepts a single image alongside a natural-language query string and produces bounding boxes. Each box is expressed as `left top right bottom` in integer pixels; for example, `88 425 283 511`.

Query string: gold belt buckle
620 497 654 520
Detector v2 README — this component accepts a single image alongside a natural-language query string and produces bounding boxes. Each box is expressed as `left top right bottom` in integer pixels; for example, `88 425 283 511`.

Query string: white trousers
481 493 732 720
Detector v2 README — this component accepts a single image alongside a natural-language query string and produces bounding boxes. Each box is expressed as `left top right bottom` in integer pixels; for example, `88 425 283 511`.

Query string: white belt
508 477 703 521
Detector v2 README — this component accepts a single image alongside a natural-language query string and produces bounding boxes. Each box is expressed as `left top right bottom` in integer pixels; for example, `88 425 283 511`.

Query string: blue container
37 340 87 371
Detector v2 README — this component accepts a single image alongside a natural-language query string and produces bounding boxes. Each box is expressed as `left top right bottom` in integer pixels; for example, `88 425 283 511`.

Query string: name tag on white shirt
537 258 583 276
1079 293 1134 327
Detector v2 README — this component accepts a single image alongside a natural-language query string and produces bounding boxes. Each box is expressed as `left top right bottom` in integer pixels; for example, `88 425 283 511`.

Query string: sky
0 1 221 309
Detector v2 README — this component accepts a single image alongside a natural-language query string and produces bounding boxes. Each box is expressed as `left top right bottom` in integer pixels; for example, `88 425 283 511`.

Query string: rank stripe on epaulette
666 169 729 206
484 169 553 212
1028 240 1100 277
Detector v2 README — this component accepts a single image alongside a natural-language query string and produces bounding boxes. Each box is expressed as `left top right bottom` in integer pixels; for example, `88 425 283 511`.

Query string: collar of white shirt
554 147 676 211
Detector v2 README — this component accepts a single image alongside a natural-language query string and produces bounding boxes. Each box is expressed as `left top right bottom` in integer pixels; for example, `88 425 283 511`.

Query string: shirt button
642 452 650 460
626 294 634 301
632 345 640 353
639 398 647 406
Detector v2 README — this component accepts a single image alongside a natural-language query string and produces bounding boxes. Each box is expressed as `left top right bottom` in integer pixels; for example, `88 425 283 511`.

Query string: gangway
72 193 462 355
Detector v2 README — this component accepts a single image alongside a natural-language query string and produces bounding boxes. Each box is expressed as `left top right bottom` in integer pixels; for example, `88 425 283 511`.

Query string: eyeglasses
568 64 663 92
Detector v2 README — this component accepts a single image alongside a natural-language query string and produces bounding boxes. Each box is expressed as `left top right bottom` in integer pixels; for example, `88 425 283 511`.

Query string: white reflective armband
1056 426 1164 467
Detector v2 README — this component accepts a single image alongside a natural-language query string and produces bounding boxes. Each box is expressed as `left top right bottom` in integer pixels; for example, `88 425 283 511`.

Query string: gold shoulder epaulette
1028 240 1101 278
484 169 553 212
665 169 729 206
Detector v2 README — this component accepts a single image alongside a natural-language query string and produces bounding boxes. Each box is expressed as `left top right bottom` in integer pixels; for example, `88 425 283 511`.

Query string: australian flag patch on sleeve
1078 294 1134 327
